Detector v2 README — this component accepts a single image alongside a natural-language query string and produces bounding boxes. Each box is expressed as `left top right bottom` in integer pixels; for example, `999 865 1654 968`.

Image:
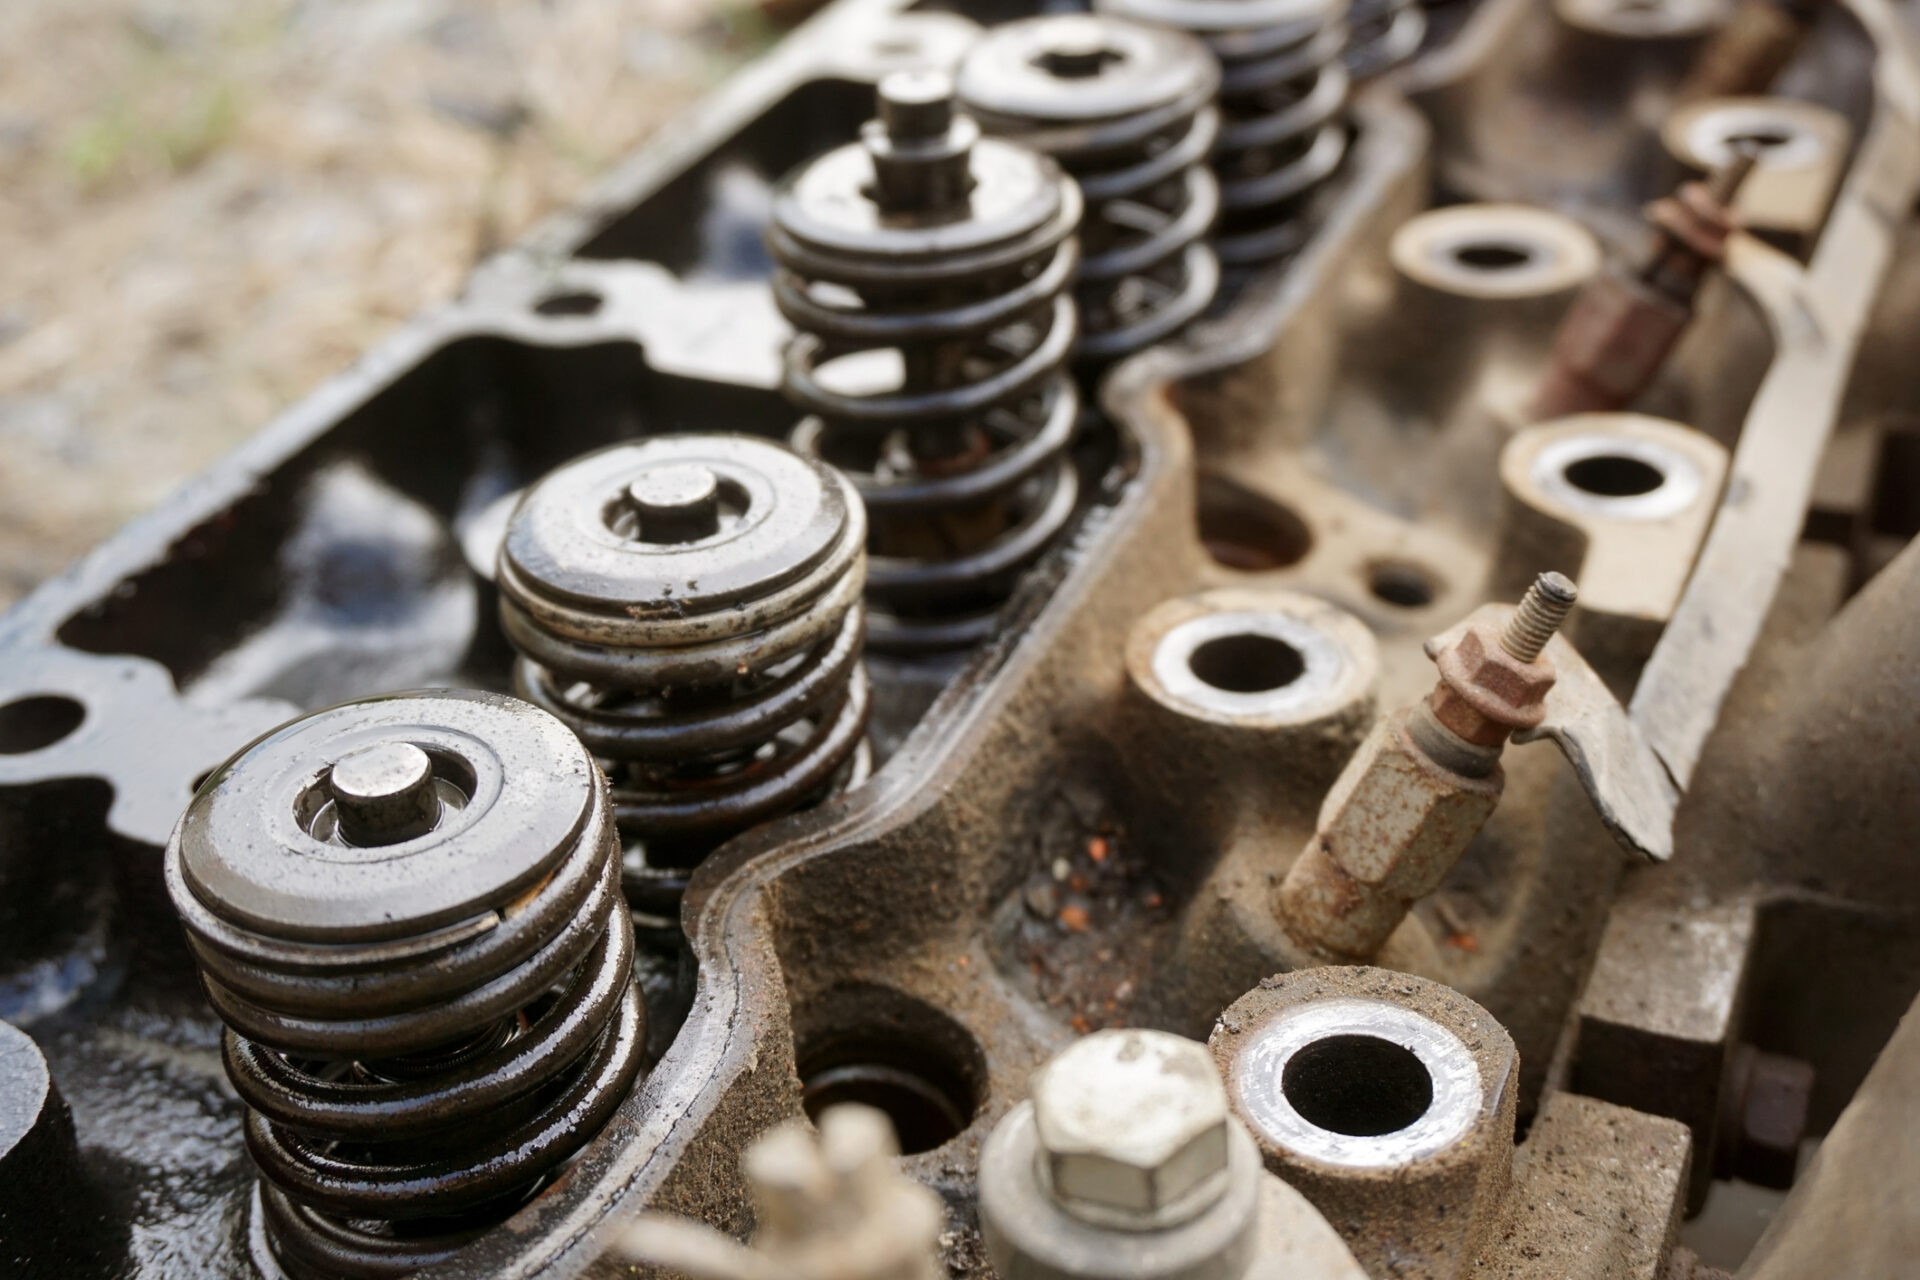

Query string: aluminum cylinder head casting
497 433 872 930
163 690 645 1280
1096 0 1352 268
956 14 1222 365
769 69 1084 655
1210 969 1518 1279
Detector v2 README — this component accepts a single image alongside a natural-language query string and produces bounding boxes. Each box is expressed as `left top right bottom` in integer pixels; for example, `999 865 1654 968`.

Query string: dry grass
0 0 762 609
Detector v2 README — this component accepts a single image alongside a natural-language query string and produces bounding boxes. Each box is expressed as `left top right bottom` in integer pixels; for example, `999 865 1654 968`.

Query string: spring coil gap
957 15 1222 365
1101 0 1352 269
1345 0 1426 80
770 70 1084 654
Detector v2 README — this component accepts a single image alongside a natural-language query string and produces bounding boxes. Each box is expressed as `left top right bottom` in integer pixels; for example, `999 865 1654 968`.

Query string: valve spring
956 14 1221 366
1344 0 1426 81
164 691 646 1280
769 69 1084 655
1100 0 1352 268
497 434 872 929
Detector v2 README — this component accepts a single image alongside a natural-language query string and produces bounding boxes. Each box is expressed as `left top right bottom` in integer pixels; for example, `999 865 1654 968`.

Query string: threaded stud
1500 571 1577 663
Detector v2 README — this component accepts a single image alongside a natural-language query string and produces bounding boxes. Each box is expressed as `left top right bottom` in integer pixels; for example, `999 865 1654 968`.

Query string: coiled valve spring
1099 0 1351 268
165 691 645 1280
957 14 1221 366
498 434 872 927
769 70 1083 654
1345 0 1425 80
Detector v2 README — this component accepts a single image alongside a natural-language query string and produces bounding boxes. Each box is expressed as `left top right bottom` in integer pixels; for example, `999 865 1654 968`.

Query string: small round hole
1188 634 1306 694
0 696 84 755
795 986 983 1156
1197 475 1312 571
1723 127 1793 151
1282 1034 1434 1137
534 290 604 317
1564 454 1665 497
804 1064 970 1153
1452 242 1535 271
1368 562 1437 608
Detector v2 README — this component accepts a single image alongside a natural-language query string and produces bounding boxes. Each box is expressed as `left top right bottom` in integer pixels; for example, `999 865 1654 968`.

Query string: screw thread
1500 571 1578 662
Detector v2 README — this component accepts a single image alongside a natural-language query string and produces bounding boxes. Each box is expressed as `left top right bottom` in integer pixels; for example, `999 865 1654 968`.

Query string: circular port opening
804 1063 970 1153
1452 241 1535 271
795 986 984 1155
1197 474 1312 571
1367 561 1437 608
1564 454 1665 497
1188 633 1305 693
1282 1034 1435 1137
0 696 85 755
534 290 605 318
1724 127 1794 152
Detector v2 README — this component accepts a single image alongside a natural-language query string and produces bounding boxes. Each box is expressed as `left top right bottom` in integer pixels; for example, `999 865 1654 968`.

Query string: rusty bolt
1716 1044 1814 1190
1278 573 1573 961
1031 1028 1233 1230
1529 155 1756 420
1429 572 1575 746
1277 709 1505 960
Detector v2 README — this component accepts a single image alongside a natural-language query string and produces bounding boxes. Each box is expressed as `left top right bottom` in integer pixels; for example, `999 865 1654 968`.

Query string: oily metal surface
0 0 1916 1274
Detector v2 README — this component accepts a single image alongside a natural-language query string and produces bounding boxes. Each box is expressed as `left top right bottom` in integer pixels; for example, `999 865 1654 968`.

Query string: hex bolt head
626 464 722 544
326 741 440 847
1031 1029 1233 1231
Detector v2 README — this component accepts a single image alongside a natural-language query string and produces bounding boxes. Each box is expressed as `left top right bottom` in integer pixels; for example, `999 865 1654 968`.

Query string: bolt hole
1723 127 1793 151
1283 1034 1434 1137
1197 474 1313 571
534 290 604 318
795 986 984 1156
1452 241 1535 271
0 696 85 755
1368 561 1438 608
804 1064 969 1153
1565 454 1665 497
1188 634 1306 694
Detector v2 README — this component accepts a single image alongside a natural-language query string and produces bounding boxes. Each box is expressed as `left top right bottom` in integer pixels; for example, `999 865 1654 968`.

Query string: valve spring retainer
163 690 646 1280
1098 0 1352 268
1344 0 1426 81
956 14 1221 366
769 70 1084 655
498 434 872 928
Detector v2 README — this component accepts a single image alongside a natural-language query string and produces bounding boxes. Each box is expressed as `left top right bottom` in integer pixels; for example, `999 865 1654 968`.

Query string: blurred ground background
0 0 764 611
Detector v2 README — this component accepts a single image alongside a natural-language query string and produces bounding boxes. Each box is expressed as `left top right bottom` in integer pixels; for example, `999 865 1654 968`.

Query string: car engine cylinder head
769 70 1084 654
163 690 646 1280
1097 0 1351 268
956 14 1222 365
497 434 873 926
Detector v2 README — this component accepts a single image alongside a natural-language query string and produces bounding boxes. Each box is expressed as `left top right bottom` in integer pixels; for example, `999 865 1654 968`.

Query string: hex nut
1430 612 1558 741
1032 1029 1233 1231
1313 713 1504 895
